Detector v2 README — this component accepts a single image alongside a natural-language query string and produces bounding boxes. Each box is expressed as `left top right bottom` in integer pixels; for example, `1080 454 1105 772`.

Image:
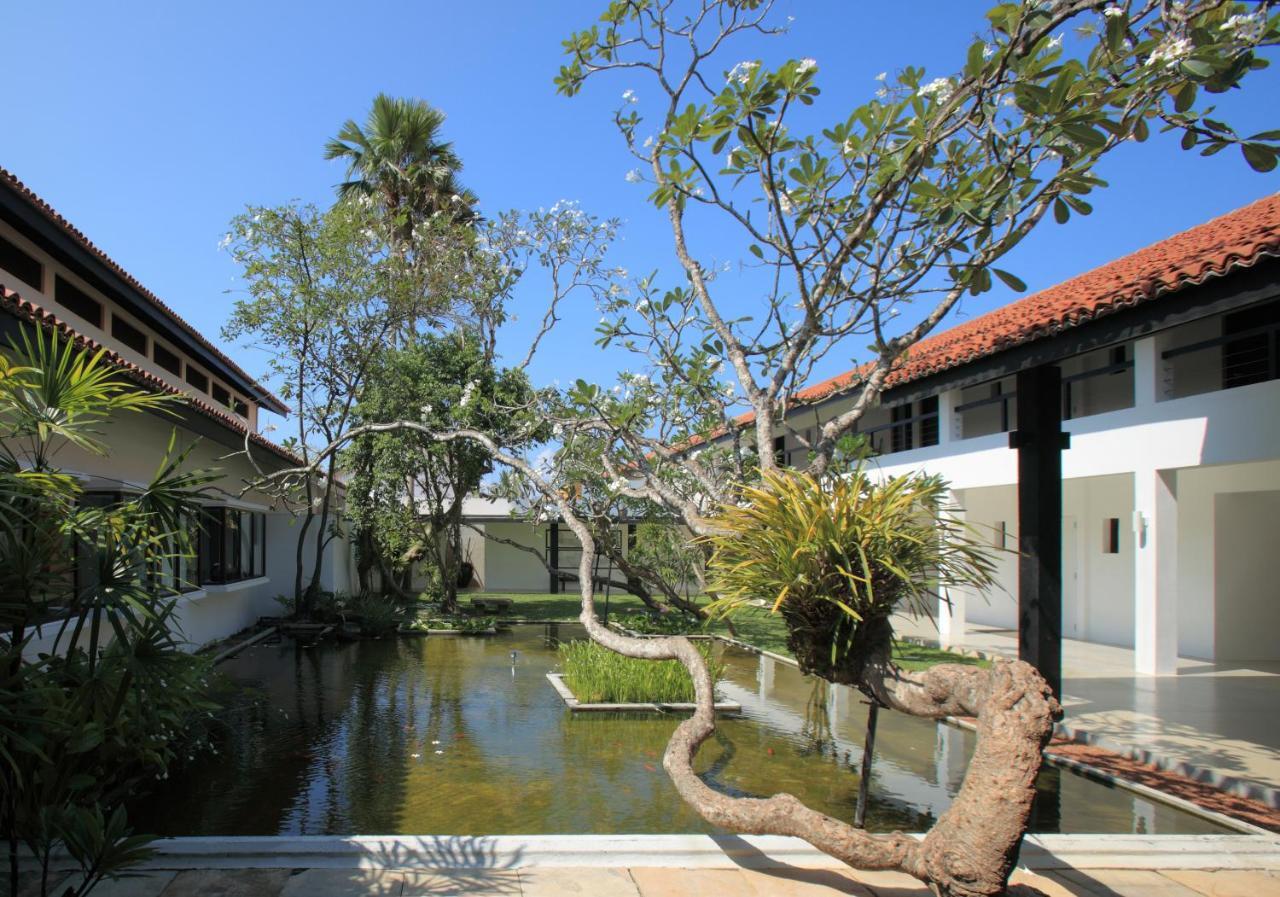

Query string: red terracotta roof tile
0 167 288 415
674 193 1280 451
796 192 1280 403
0 283 304 468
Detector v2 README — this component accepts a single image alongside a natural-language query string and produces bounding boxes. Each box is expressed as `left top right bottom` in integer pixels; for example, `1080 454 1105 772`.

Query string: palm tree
324 94 478 237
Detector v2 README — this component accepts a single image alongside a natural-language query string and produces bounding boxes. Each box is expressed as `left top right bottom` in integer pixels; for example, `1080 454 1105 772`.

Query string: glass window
55 276 103 328
111 313 148 355
199 507 266 584
0 233 43 291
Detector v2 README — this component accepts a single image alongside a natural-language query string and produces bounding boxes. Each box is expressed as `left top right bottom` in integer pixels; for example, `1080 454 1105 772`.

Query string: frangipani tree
259 3 1278 895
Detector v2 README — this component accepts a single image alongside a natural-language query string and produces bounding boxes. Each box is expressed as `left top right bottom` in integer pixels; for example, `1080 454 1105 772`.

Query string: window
198 507 266 584
55 276 104 328
232 397 249 418
919 395 940 447
212 383 231 407
0 233 43 291
890 404 914 453
1222 301 1280 389
111 314 148 355
1103 518 1120 554
773 434 787 467
153 342 182 376
185 365 209 393
993 520 1007 550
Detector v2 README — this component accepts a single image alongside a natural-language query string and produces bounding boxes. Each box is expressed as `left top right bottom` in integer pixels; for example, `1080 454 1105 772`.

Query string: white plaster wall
481 520 551 593
951 485 1018 630
1176 459 1280 659
1066 474 1135 648
1214 490 1280 662
16 405 353 652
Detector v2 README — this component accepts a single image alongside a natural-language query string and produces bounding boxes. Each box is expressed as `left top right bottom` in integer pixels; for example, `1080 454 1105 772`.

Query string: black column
548 523 560 594
1010 365 1068 698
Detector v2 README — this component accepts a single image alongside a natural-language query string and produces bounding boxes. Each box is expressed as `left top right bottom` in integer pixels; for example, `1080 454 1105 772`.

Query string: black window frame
0 233 43 291
111 313 148 355
212 382 231 407
185 365 209 393
199 507 266 585
153 341 182 376
55 275 103 328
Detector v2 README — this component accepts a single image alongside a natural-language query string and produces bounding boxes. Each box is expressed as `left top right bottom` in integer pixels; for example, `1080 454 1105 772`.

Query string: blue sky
6 1 1277 423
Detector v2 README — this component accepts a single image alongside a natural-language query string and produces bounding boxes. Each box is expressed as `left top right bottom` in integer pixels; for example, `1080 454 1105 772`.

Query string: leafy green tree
346 332 544 611
223 199 446 614
0 328 218 897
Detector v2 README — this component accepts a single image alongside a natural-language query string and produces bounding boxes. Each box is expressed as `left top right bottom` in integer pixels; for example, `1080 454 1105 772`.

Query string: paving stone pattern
20 866 1271 896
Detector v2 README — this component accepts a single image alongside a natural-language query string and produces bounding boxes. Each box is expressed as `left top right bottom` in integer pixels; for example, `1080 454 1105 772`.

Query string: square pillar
1134 469 1179 675
937 489 967 648
1012 365 1068 699
937 388 960 445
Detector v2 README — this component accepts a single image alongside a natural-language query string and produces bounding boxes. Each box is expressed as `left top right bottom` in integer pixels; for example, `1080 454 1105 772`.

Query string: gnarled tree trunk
557 499 1060 897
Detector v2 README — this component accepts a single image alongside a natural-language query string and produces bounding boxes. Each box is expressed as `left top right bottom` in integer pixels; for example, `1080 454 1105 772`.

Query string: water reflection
131 625 1228 837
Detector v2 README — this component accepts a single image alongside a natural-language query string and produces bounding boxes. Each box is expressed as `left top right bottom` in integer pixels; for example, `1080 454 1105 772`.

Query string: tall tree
324 93 478 241
262 3 1278 895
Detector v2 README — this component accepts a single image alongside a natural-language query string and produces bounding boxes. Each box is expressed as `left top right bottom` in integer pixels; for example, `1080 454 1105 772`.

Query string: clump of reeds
558 640 722 704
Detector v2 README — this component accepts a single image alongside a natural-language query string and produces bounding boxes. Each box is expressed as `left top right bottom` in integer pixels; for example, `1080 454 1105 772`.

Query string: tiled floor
895 617 1280 799
22 866 1278 897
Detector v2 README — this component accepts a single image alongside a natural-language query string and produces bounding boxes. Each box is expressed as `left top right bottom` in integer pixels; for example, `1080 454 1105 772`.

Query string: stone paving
14 865 1280 897
893 617 1280 805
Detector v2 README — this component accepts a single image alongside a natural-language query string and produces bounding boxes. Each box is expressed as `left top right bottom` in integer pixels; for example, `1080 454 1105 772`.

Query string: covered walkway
897 617 1280 805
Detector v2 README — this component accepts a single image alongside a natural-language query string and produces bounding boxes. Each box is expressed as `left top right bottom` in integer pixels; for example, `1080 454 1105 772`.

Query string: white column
1134 468 1179 675
937 489 967 648
1132 336 1161 407
937 387 960 444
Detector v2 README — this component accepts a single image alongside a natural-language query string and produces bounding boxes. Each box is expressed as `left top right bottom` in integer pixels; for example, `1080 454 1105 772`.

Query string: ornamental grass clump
559 640 722 704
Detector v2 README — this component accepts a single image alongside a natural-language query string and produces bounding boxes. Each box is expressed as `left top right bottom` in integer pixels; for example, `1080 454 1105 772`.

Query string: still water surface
132 624 1227 836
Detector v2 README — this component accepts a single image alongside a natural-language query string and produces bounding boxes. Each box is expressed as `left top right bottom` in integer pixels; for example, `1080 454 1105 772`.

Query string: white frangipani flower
622 88 638 104
1103 5 1124 18
875 71 888 82
727 60 759 85
918 77 954 102
796 58 817 74
624 169 643 184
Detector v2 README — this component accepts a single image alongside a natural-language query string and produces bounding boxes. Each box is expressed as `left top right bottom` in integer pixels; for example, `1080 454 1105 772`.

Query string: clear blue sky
6 1 1277 423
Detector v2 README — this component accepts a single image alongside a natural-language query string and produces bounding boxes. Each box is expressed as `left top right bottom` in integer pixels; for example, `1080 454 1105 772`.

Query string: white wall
1177 459 1280 660
481 520 552 593
1214 490 1280 662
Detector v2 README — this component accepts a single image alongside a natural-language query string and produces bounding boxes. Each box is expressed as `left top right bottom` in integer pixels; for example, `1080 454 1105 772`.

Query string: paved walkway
895 617 1280 804
24 865 1279 896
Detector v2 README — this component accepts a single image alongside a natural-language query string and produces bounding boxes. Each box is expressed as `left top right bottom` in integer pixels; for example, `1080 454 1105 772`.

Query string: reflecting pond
131 624 1228 836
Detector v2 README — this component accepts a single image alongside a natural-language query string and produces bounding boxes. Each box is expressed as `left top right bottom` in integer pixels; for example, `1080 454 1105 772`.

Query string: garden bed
546 672 741 713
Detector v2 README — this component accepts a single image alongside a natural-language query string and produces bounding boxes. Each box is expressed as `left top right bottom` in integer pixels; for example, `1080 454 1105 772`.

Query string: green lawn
471 592 987 671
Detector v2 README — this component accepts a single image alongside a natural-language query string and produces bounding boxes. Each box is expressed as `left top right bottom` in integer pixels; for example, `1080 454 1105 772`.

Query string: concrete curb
46 833 1278 873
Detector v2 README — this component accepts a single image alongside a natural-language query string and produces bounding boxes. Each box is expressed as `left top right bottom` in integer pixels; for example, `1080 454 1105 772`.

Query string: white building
459 194 1280 675
0 167 355 650
739 193 1280 675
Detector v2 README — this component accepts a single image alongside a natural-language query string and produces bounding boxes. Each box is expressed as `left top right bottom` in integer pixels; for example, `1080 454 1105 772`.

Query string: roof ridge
0 166 287 414
0 282 304 468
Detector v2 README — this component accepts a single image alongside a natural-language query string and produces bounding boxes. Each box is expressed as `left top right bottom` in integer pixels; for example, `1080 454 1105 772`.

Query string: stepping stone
629 868 758 897
1054 869 1207 897
1163 869 1280 897
739 866 876 895
519 867 640 896
62 872 176 897
159 869 290 897
399 870 520 896
280 869 404 897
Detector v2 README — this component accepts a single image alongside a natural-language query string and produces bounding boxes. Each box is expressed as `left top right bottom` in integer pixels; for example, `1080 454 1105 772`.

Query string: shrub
616 610 704 636
558 640 722 704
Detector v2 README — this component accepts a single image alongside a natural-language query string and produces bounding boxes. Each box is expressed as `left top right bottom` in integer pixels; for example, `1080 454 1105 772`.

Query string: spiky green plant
703 468 996 685
559 640 722 704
